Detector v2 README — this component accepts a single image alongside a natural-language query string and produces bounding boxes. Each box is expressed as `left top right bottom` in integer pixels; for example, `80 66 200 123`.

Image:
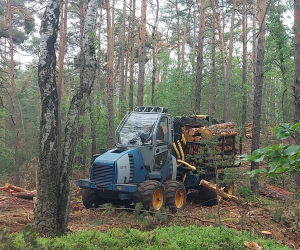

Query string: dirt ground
1 190 300 250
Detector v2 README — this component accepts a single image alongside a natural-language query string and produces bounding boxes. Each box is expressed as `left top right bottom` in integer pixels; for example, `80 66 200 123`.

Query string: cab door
153 115 171 170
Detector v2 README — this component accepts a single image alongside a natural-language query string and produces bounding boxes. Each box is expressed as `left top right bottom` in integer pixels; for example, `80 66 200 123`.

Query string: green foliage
0 147 15 176
9 225 291 249
237 123 300 177
237 186 253 198
189 137 235 169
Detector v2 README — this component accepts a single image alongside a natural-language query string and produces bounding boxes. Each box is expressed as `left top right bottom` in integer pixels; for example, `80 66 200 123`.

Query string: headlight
115 185 126 191
80 180 90 187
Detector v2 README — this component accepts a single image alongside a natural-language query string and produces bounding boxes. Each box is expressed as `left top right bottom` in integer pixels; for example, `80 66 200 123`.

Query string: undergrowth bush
6 224 291 250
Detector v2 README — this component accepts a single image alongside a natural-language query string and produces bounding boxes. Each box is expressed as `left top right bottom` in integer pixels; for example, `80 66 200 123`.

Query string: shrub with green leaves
237 122 300 177
10 225 291 250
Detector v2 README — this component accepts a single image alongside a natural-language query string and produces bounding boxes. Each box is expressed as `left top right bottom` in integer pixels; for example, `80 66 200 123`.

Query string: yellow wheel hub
175 188 184 208
153 188 164 210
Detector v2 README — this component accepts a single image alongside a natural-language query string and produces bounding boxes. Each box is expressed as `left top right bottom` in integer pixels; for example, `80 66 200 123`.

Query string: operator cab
116 106 173 175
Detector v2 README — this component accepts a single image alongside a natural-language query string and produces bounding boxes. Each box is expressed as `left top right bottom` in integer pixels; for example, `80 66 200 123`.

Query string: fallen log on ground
0 183 29 193
11 191 37 200
260 184 293 200
0 183 36 200
199 179 245 207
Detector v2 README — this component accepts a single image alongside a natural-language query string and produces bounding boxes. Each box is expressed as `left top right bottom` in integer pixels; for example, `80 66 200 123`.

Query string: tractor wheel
198 186 220 206
164 180 186 213
82 189 101 209
134 180 166 211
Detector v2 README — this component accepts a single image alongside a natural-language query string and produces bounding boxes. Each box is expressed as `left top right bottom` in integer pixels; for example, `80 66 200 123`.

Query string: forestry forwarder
78 106 240 212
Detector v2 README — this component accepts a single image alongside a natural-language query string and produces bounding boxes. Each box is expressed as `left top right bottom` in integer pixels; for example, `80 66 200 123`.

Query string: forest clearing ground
1 190 300 249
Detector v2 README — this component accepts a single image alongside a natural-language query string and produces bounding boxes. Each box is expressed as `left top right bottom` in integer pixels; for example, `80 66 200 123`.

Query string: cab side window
156 117 169 144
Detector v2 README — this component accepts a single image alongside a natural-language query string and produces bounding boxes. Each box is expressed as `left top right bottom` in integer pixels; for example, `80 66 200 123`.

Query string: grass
5 224 291 250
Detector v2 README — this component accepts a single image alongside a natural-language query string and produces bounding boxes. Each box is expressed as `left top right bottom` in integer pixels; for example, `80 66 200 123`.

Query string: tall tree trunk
151 0 159 106
223 0 236 122
89 94 97 164
57 0 97 234
35 0 97 236
252 0 257 99
251 0 266 195
2 39 8 148
294 0 300 189
137 0 147 106
106 0 115 148
211 0 226 79
211 17 217 117
34 0 61 237
96 7 103 106
129 0 136 111
7 0 20 186
119 0 127 117
194 0 206 114
57 0 68 164
175 0 180 70
77 0 87 169
242 0 248 137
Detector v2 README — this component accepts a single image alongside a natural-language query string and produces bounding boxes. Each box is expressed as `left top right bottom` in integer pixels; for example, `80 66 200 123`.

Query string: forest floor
1 186 300 249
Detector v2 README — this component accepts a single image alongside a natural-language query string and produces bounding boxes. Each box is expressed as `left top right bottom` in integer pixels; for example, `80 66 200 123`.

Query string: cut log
208 122 235 130
4 183 29 193
187 136 194 142
199 179 245 206
217 145 233 152
244 241 264 250
261 231 273 239
188 128 200 136
198 127 204 134
260 184 293 200
201 129 213 139
11 191 37 200
194 136 201 142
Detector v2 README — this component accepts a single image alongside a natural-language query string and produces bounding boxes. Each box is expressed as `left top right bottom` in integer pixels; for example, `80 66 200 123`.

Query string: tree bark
210 0 226 79
2 39 7 148
34 0 61 236
35 0 97 236
128 0 136 111
223 0 236 122
251 0 266 195
119 0 127 117
252 0 257 100
96 7 103 106
137 0 147 106
106 0 115 148
211 17 217 118
77 0 87 169
294 0 300 189
151 0 159 106
89 94 97 164
242 0 248 137
57 0 97 234
194 0 206 114
7 0 20 187
57 0 68 164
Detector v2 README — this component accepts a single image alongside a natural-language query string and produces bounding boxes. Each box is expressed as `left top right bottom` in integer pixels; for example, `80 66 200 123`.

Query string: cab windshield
118 112 160 145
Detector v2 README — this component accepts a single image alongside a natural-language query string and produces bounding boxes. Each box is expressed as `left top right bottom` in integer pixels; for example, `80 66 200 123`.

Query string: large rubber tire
134 180 166 211
198 186 220 206
82 189 101 209
164 180 186 213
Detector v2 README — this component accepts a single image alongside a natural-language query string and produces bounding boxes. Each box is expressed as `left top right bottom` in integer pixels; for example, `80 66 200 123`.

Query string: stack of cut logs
181 122 237 155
